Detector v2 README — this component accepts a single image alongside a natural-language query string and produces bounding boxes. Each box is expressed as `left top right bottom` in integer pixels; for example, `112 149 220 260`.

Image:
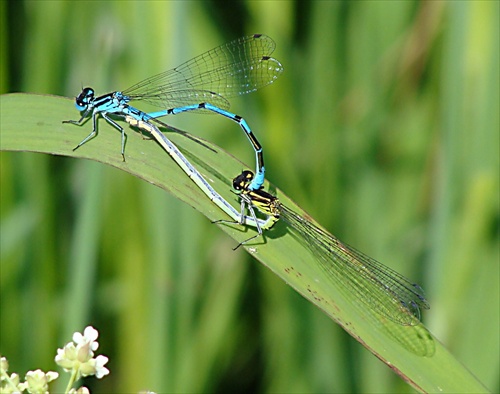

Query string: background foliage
1 1 498 393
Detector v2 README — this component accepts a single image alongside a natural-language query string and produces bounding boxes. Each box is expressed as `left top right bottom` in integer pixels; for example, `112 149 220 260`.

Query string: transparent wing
123 34 284 110
280 204 429 326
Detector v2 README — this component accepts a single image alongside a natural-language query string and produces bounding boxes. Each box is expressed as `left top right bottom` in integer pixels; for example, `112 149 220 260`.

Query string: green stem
64 367 79 394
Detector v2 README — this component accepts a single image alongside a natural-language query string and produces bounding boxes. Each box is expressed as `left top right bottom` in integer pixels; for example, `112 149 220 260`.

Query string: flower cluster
1 357 58 394
1 326 110 394
55 326 109 381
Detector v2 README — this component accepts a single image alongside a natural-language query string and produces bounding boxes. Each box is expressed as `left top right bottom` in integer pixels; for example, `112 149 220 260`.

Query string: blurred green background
1 1 498 393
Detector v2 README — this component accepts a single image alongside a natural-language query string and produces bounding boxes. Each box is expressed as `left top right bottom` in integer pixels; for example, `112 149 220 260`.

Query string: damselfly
230 170 430 326
64 34 283 191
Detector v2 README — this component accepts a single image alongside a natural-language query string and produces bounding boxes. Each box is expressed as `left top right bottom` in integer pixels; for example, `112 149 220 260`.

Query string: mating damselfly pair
64 33 429 326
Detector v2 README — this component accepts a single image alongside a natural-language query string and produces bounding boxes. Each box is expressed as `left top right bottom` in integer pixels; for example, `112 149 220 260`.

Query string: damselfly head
75 87 95 111
233 170 255 191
